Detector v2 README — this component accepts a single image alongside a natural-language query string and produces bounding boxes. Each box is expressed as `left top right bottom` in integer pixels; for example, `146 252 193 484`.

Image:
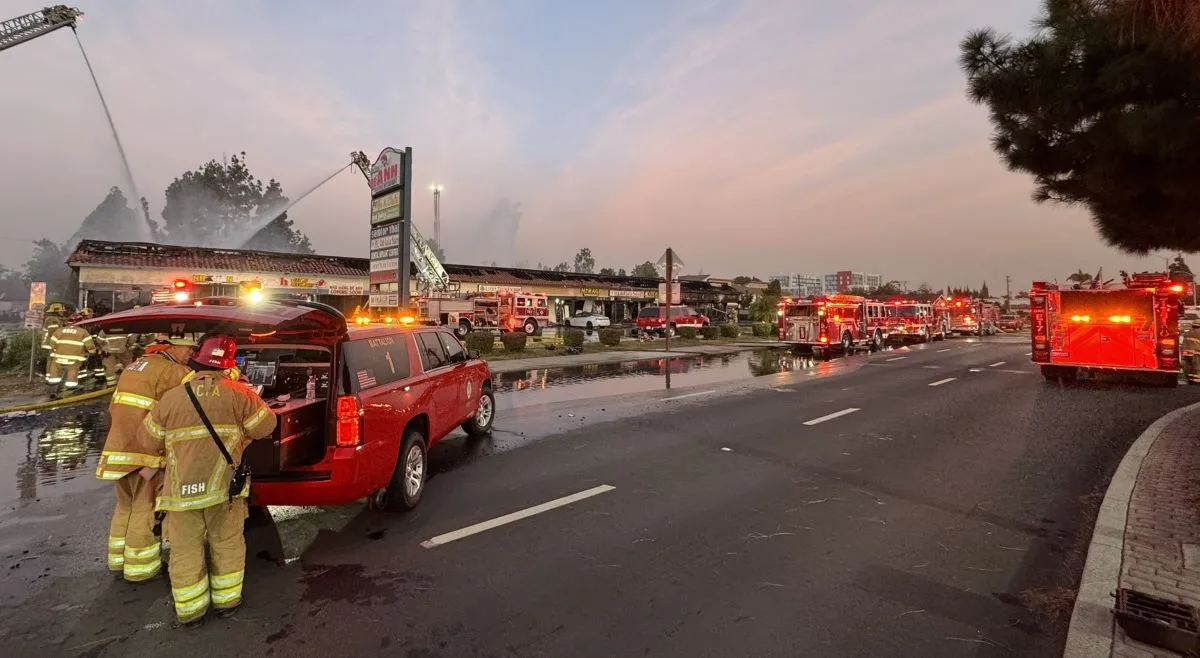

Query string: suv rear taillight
336 395 362 447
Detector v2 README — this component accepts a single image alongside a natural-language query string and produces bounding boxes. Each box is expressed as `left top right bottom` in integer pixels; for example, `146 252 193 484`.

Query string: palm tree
1067 269 1094 285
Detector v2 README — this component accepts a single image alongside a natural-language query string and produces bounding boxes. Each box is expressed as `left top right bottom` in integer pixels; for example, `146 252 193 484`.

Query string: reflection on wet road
492 348 841 409
0 406 108 509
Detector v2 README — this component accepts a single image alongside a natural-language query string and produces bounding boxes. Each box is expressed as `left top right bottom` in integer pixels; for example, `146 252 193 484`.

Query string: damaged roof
67 240 739 293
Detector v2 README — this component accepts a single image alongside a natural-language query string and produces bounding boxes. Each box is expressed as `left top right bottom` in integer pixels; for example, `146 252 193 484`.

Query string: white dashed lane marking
922 365 941 369
803 408 861 426
989 362 1006 367
936 348 952 353
661 390 716 402
928 378 957 387
421 485 616 548
885 356 907 362
1025 352 1032 356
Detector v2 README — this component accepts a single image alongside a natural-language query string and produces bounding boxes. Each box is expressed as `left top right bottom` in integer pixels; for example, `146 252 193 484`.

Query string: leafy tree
598 267 616 276
24 239 71 300
552 262 571 272
980 281 991 298
160 152 314 253
961 0 1200 254
617 268 626 276
573 248 595 274
732 275 762 285
66 187 155 252
750 280 783 322
869 282 905 297
0 266 27 301
1169 254 1194 280
631 261 659 279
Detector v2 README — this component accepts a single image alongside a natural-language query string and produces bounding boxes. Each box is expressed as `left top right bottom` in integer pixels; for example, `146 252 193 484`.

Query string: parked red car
997 314 1024 331
81 297 495 512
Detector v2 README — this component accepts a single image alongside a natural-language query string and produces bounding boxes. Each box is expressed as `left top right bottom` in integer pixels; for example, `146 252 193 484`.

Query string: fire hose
0 386 114 415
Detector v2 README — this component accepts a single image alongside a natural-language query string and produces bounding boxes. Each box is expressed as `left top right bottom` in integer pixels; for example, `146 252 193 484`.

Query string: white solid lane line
661 389 716 402
969 368 984 372
928 378 957 387
936 348 952 353
1025 352 1033 356
421 485 617 549
802 408 861 426
989 361 1006 367
997 369 1033 374
886 356 907 362
922 365 941 369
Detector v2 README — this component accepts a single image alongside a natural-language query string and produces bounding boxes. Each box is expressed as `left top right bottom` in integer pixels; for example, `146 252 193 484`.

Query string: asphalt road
3 336 1199 657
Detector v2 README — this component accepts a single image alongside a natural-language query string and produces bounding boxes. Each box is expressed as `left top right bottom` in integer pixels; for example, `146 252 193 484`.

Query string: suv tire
462 387 496 437
384 429 427 512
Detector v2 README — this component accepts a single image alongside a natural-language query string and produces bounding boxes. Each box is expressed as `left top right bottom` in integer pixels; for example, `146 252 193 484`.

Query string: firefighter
143 334 276 628
39 303 68 366
95 337 197 582
1183 321 1200 384
76 309 105 385
98 330 137 387
45 314 96 395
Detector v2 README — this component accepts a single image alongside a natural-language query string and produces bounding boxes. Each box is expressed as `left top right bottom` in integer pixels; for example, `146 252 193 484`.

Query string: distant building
824 271 882 293
768 273 824 297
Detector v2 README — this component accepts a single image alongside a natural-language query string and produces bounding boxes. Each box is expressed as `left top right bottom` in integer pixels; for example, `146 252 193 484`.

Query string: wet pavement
3 336 1171 656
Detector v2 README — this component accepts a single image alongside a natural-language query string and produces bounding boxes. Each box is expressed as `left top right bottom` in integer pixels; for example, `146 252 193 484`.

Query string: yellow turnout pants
107 472 162 581
165 499 248 623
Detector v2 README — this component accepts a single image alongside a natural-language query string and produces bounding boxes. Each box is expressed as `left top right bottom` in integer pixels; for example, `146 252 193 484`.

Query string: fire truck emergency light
172 279 190 302
1070 314 1091 323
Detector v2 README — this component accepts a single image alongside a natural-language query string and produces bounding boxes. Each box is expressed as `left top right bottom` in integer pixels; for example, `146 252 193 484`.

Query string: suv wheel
462 387 496 437
383 429 427 512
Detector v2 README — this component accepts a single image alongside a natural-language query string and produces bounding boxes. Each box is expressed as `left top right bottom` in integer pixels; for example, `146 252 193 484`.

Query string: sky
0 0 1179 292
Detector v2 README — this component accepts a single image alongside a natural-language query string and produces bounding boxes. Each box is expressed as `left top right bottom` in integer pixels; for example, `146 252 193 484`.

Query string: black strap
184 381 235 466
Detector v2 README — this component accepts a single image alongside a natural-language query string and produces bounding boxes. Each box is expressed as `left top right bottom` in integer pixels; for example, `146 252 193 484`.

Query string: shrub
0 330 39 371
563 328 585 348
677 326 698 340
464 331 495 355
719 323 740 338
501 331 527 352
597 328 622 346
700 326 720 340
752 323 775 338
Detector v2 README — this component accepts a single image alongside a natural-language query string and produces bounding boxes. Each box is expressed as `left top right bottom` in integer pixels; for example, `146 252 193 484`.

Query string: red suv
636 305 710 336
81 298 495 512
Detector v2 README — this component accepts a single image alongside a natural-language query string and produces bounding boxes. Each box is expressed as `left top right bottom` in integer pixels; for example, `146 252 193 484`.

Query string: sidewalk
1066 401 1200 657
487 343 773 375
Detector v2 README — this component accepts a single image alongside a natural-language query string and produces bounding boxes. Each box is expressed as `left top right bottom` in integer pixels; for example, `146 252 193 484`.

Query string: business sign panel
363 146 412 309
367 149 406 195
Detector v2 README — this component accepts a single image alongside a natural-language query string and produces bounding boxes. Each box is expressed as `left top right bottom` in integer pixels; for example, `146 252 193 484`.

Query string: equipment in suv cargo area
80 297 496 512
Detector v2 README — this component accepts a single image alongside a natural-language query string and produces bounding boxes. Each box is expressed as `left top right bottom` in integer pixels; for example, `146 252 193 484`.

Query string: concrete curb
1062 399 1200 658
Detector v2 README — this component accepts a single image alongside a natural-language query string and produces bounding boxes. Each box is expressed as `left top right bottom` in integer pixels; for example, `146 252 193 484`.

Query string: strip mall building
67 240 744 323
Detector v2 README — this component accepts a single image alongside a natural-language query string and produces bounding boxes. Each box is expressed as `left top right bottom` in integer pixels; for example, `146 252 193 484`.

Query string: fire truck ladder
1 6 83 53
350 151 454 294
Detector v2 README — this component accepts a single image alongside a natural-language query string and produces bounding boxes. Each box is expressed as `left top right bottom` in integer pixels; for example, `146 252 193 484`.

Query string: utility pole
430 184 443 246
1005 275 1011 312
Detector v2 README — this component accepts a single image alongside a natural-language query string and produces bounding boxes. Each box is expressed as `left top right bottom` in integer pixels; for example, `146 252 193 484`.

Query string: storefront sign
28 282 46 308
370 247 399 261
580 287 606 297
328 283 365 295
478 284 523 293
370 234 399 250
369 293 398 307
367 149 406 194
371 190 401 212
611 289 655 299
370 222 400 238
371 204 401 225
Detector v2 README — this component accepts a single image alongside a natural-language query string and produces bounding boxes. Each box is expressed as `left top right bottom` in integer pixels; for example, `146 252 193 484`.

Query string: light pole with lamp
430 184 443 246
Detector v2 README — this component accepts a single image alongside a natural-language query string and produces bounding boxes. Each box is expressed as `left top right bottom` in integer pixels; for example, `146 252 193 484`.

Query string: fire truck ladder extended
351 151 454 293
1 6 83 53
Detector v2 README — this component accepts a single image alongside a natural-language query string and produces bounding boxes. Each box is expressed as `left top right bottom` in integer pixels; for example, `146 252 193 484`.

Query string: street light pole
430 184 443 246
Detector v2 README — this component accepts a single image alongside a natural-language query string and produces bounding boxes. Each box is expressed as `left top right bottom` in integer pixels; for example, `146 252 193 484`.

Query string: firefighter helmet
46 302 66 314
79 308 93 317
190 334 238 370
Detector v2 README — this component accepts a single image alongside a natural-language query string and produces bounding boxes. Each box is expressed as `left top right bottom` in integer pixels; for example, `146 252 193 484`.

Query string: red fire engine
883 298 944 342
934 296 1001 336
419 291 550 336
777 294 890 354
1029 272 1185 385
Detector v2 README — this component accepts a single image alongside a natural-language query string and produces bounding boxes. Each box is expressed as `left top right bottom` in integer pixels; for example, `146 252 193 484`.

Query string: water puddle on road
493 349 842 408
0 405 109 509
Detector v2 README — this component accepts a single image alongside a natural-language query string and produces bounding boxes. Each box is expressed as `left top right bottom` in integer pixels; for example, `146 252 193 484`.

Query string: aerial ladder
350 150 453 294
1 5 83 53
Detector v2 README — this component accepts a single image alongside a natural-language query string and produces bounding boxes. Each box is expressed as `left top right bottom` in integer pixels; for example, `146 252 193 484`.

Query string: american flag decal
356 370 377 389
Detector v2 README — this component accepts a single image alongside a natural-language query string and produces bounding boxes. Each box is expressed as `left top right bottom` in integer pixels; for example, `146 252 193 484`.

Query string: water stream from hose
230 163 352 249
72 29 152 240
